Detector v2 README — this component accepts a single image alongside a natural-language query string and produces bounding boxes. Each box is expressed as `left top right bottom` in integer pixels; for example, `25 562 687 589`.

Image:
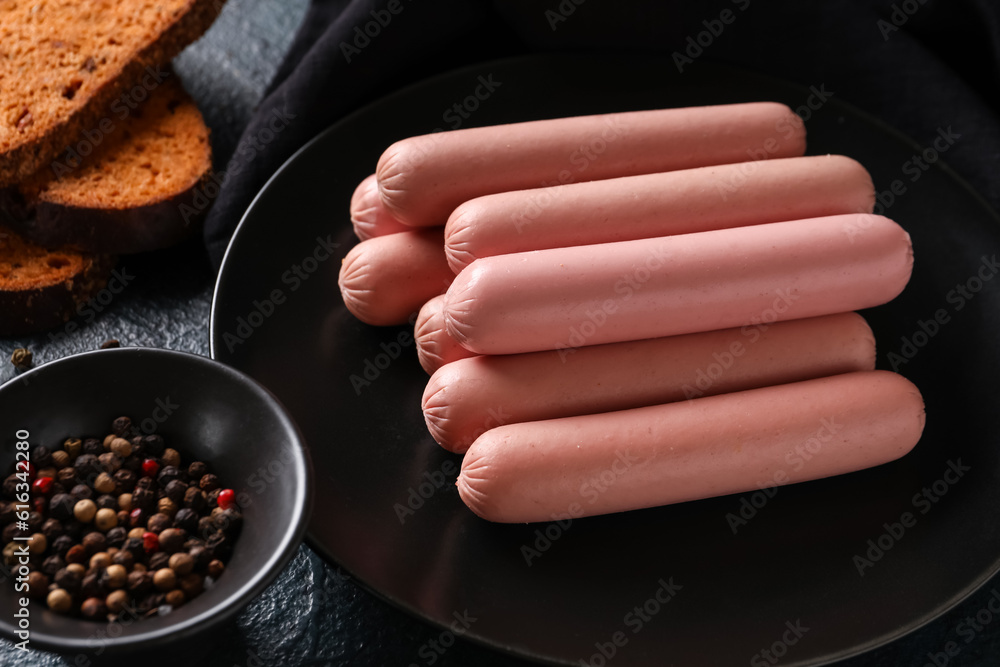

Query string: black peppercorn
2 474 19 499
205 532 231 561
2 523 20 544
27 571 49 599
135 476 155 492
121 455 142 474
98 453 121 474
82 439 103 457
188 545 211 571
95 494 117 510
112 550 134 569
74 454 101 479
173 508 198 532
64 520 84 542
41 518 63 540
157 466 181 488
48 493 75 521
0 502 13 524
57 468 77 487
31 446 53 469
67 484 91 502
111 417 134 438
122 537 145 560
42 554 64 576
197 516 216 539
164 480 187 504
183 487 206 512
128 435 146 457
217 509 242 539
81 532 107 555
26 511 43 531
52 535 75 558
54 567 82 593
198 474 220 492
135 592 161 615
80 572 105 599
206 488 222 509
143 435 165 457
104 527 127 549
127 570 153 595
187 461 208 480
146 513 171 534
158 528 186 554
132 487 156 514
149 552 170 570
112 469 137 493
183 537 204 550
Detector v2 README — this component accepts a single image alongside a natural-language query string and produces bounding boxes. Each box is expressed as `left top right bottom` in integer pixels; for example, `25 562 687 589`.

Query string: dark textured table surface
3 1 1000 666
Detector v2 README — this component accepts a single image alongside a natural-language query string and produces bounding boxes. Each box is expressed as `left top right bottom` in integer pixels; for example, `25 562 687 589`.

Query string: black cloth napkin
203 0 1000 268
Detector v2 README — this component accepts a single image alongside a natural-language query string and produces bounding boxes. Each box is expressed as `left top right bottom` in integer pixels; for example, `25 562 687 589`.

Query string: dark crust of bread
0 0 225 187
0 253 115 337
0 172 212 254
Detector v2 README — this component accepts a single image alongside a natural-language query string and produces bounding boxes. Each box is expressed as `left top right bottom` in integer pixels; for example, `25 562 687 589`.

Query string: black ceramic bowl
0 347 310 655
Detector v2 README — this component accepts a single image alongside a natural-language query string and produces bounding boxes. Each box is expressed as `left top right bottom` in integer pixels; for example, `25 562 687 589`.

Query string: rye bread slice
0 0 225 186
1 76 212 254
0 225 113 336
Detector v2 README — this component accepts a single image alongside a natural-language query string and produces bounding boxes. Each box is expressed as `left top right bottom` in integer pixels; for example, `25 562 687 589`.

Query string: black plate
210 54 1000 666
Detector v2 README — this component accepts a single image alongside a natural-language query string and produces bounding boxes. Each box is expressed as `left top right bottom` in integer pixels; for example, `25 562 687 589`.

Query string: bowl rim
0 346 313 653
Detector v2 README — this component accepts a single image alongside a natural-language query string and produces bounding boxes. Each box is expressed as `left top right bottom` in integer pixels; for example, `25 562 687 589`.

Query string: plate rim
209 52 1000 667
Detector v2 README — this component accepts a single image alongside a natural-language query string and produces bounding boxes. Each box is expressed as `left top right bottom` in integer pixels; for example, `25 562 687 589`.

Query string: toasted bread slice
0 225 113 336
0 0 224 185
2 75 212 254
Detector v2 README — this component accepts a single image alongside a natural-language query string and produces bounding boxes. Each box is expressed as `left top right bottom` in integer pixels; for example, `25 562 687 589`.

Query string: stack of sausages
339 102 926 524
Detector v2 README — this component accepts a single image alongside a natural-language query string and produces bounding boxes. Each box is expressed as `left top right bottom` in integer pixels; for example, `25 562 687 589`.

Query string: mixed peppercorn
0 416 242 620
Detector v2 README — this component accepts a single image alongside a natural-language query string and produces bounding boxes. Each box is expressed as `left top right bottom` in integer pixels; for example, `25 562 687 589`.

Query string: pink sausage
423 312 875 454
350 174 413 241
445 154 874 272
458 370 925 523
445 213 913 355
415 295 479 375
377 102 807 227
339 229 454 326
